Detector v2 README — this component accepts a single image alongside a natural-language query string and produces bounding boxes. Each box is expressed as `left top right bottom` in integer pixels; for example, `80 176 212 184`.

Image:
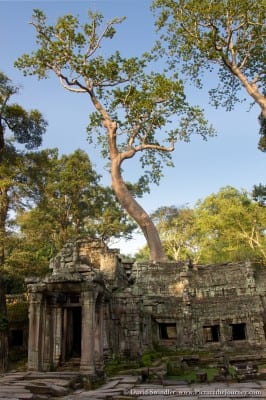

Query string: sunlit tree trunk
107 121 166 262
111 157 166 261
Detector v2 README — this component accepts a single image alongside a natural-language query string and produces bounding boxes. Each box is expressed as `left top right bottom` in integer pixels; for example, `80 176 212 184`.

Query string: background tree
195 186 266 263
5 149 136 285
0 72 47 157
0 72 47 372
139 186 266 264
252 183 266 206
152 0 266 150
152 205 198 261
15 9 213 261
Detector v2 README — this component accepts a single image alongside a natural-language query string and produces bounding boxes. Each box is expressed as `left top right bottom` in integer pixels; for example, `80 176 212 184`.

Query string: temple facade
26 237 266 374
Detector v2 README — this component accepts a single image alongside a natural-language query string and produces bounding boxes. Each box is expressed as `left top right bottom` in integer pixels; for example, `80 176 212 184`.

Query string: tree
195 186 266 263
152 0 266 149
252 183 266 206
148 187 266 264
15 9 213 261
258 113 266 152
0 72 47 158
152 205 198 261
0 73 47 372
5 149 136 280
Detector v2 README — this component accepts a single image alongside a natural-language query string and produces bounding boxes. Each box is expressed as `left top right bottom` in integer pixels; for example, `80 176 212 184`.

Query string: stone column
94 296 104 372
52 305 63 368
27 291 44 371
80 290 95 374
42 302 51 371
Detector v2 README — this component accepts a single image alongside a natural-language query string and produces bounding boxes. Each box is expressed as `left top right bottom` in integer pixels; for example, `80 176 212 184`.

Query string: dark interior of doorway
71 307 81 357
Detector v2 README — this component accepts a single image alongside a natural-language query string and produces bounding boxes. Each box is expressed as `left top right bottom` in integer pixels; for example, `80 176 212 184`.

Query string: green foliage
253 183 266 206
153 206 197 261
258 113 266 152
153 0 265 104
166 367 218 383
195 186 266 263
104 355 141 376
134 245 150 262
146 186 266 264
15 8 214 189
141 350 164 367
0 72 47 151
152 0 266 149
14 8 217 261
7 300 28 322
4 149 136 280
0 144 48 286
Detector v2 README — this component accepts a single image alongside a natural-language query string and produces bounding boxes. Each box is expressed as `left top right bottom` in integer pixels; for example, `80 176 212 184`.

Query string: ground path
0 372 266 399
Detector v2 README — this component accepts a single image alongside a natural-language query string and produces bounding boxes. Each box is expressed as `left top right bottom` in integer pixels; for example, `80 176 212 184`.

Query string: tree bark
229 65 266 117
111 156 166 261
90 92 167 262
106 119 166 261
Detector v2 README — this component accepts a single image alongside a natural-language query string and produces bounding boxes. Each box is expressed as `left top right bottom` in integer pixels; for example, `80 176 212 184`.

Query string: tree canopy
144 186 266 264
4 149 136 287
0 72 47 155
15 9 214 261
152 0 266 149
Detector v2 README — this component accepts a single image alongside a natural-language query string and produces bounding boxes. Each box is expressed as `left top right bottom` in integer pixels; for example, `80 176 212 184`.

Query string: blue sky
1 1 265 254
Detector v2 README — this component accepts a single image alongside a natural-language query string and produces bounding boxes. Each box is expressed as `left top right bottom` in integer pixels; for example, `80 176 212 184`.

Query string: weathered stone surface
24 237 266 375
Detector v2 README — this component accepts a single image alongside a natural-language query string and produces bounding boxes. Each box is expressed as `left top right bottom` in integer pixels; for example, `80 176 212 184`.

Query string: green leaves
151 186 266 264
16 9 214 189
4 105 47 149
0 72 47 151
14 8 215 259
153 0 266 119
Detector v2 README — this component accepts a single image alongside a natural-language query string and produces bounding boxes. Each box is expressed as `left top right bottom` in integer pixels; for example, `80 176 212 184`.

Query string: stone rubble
1 373 266 400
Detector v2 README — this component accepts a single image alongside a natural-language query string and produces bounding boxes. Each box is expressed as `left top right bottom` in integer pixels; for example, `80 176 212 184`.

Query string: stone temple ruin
26 237 266 374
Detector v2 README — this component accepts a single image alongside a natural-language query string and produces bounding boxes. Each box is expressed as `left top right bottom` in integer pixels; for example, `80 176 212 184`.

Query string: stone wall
117 260 266 356
25 238 266 373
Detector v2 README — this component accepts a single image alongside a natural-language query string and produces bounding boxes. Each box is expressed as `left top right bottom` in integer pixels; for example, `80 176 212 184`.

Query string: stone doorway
62 306 82 361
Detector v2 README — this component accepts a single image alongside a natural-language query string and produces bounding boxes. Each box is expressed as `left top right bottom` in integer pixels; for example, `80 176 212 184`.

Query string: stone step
0 386 30 393
0 394 34 400
25 382 69 397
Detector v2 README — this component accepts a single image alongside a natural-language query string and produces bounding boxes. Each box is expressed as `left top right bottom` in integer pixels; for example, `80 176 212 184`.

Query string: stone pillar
52 306 63 368
94 296 104 372
42 303 52 371
80 290 95 374
103 302 112 359
27 291 44 371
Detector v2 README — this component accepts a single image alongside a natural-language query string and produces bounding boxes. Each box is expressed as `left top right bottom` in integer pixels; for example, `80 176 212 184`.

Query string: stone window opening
203 325 220 343
230 323 246 341
159 323 177 340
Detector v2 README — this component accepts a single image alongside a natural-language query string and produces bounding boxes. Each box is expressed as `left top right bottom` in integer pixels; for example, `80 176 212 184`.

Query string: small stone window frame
203 325 220 343
158 323 177 340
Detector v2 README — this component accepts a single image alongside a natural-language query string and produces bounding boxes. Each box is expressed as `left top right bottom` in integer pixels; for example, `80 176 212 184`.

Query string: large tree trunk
111 156 166 261
92 96 167 262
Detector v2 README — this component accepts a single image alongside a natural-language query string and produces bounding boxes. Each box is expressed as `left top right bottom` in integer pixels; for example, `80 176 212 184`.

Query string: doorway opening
63 306 82 361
